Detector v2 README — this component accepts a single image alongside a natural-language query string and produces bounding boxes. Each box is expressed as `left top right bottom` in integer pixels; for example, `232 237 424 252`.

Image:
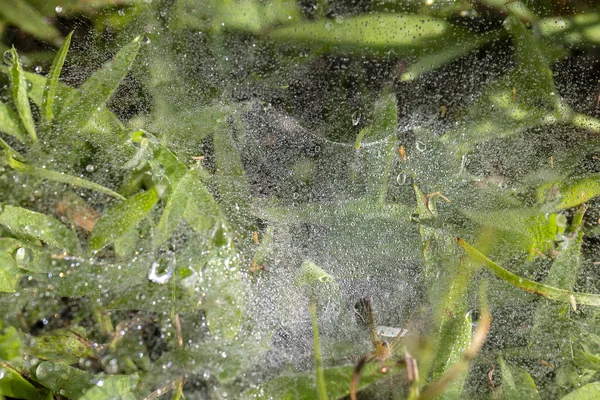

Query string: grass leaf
42 31 72 123
560 383 600 400
0 205 80 254
35 362 95 399
8 156 125 200
0 252 20 293
457 237 600 307
0 361 45 400
89 187 159 251
0 0 61 44
499 358 541 400
0 101 28 143
55 35 142 134
6 47 37 143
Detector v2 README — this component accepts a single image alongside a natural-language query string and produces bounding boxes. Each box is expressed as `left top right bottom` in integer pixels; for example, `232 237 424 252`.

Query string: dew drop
3 50 14 65
416 141 426 152
35 66 42 73
85 164 95 172
142 35 151 45
148 252 175 284
351 111 361 126
396 173 407 185
55 6 63 13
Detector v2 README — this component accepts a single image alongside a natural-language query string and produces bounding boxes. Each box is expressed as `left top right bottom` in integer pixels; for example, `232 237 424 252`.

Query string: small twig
350 356 368 400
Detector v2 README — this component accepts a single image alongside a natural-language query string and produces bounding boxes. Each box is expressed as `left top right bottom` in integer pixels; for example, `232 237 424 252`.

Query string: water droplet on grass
352 111 361 126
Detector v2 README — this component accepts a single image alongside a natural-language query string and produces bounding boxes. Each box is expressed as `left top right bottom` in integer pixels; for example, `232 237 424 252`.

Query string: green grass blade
89 187 159 251
8 156 125 200
42 31 73 123
499 358 540 400
153 169 194 250
0 101 28 143
213 116 252 230
0 361 45 400
457 237 600 307
6 47 37 143
0 0 61 44
0 252 20 293
0 205 80 254
36 362 95 399
559 382 600 400
310 302 328 400
55 35 142 134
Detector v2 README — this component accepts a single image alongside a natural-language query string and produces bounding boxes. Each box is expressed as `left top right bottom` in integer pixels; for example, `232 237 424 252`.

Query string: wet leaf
154 169 195 249
560 383 600 400
0 101 28 143
76 374 139 400
499 358 540 400
55 35 142 135
89 187 159 251
35 362 95 399
0 0 61 43
0 362 45 400
25 330 96 365
41 31 72 123
0 206 80 254
8 156 125 200
0 251 20 293
0 326 21 362
6 47 37 143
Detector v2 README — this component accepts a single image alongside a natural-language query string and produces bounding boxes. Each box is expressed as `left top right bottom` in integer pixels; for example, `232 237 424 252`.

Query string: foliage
1 0 600 399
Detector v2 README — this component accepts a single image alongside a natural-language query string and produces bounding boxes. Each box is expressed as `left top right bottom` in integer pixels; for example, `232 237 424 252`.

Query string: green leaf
25 331 95 365
89 187 159 251
55 35 142 134
0 362 44 400
457 237 600 307
0 0 61 44
153 169 195 250
243 362 403 400
76 374 139 400
213 115 252 230
41 31 72 123
0 326 21 363
6 47 37 143
0 251 20 293
35 362 95 399
0 101 28 143
538 174 600 211
182 170 222 235
560 383 600 400
499 358 540 400
0 206 80 254
7 156 125 200
269 14 470 56
309 303 328 400
432 312 472 399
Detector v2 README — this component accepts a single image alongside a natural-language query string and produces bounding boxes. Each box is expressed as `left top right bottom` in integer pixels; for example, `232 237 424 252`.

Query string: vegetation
1 0 600 399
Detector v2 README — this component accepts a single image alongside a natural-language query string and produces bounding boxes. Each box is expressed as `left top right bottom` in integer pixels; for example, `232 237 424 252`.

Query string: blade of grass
55 35 142 134
8 156 125 200
457 237 600 307
310 302 328 400
0 0 61 44
89 186 159 251
6 47 37 143
0 101 28 143
42 31 73 123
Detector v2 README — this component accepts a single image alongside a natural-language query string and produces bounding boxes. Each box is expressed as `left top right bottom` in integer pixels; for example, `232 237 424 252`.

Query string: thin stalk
310 301 328 400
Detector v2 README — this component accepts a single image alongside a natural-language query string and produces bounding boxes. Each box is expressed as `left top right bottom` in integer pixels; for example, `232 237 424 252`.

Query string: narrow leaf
89 187 159 251
310 302 328 400
55 36 142 134
0 101 28 143
0 205 80 254
457 237 600 307
0 0 61 43
42 31 72 123
500 358 540 400
559 382 600 400
0 252 20 293
6 47 37 143
8 156 125 200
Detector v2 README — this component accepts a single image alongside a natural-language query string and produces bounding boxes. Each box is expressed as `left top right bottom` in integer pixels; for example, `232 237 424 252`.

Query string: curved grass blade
499 358 540 400
0 101 28 143
0 0 61 44
0 205 80 254
538 174 600 211
6 47 37 143
457 237 600 307
8 156 125 200
42 31 73 123
55 35 142 134
310 302 328 400
560 382 600 400
89 186 159 251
